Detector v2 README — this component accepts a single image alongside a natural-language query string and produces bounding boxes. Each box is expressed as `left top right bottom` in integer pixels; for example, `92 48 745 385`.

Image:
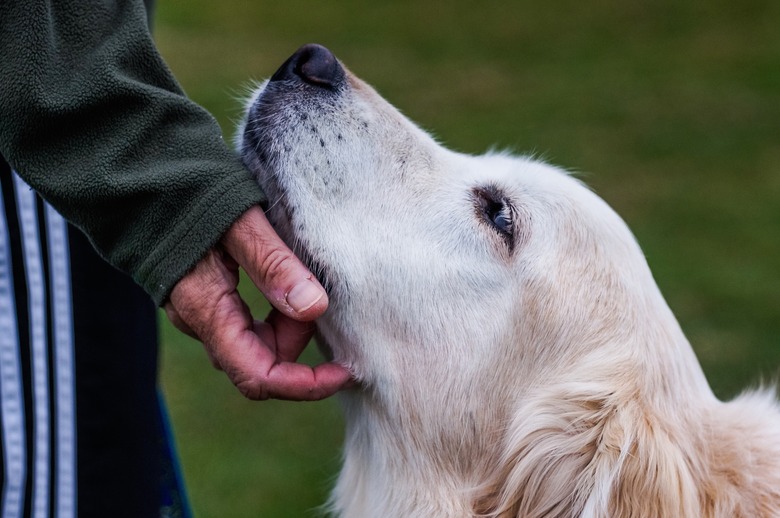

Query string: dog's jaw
238 47 461 379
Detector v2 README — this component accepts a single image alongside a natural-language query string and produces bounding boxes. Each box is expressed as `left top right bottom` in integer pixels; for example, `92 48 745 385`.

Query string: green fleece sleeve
0 0 265 305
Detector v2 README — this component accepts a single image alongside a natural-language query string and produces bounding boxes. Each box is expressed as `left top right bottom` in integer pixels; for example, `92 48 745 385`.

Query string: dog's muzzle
269 43 346 90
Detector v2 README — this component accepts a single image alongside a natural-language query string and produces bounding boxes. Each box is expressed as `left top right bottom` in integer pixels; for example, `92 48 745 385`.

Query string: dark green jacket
0 0 265 305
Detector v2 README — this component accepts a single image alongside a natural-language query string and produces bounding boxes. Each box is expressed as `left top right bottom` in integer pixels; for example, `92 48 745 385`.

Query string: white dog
238 44 780 517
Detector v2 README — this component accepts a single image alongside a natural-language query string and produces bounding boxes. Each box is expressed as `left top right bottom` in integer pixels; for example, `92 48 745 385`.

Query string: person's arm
0 0 351 399
0 0 259 304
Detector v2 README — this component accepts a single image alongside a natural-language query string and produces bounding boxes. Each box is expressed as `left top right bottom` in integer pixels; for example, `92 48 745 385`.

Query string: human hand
164 206 352 400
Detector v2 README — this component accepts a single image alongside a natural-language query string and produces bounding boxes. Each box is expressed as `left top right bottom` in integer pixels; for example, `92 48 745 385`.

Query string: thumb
221 206 328 321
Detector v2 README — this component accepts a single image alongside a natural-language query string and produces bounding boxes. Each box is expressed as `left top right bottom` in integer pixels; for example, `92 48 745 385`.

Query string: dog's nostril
296 44 343 87
270 43 345 89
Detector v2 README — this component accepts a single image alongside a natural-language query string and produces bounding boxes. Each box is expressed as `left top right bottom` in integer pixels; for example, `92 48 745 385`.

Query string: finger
164 247 241 343
168 249 245 371
257 361 353 401
255 309 317 363
169 248 350 400
221 206 328 321
212 323 351 400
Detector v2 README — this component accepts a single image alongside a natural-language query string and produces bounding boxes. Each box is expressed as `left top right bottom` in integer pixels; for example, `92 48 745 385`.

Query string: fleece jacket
0 0 265 305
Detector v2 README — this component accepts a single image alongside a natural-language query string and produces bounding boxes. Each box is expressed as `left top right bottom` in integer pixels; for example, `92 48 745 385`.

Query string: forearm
0 0 263 304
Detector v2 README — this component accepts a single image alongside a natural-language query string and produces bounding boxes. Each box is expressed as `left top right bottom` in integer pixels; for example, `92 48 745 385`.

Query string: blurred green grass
154 1 780 516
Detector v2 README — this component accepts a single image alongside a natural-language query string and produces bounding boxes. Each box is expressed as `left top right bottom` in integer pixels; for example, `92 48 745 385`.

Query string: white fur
238 52 780 517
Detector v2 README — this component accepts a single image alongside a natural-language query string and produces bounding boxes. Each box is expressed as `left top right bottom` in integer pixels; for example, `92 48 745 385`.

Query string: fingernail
286 279 325 313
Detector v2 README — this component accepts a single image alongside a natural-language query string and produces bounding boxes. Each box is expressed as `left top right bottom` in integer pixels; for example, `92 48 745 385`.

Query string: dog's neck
325 285 780 517
326 300 701 516
330 385 504 517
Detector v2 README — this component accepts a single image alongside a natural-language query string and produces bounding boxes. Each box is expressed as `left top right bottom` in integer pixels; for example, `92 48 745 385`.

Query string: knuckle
236 377 270 401
164 303 199 339
258 246 296 285
163 303 181 325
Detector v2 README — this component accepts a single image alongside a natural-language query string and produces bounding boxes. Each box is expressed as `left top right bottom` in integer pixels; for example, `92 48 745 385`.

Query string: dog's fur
238 45 780 517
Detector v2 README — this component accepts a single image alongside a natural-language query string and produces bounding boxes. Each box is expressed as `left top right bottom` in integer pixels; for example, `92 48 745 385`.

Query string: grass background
153 1 780 516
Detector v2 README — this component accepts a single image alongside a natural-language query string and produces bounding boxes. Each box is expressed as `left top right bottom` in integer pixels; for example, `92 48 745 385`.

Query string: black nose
270 44 345 89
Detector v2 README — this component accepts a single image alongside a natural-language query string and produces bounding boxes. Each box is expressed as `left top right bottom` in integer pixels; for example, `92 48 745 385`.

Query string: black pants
0 161 188 517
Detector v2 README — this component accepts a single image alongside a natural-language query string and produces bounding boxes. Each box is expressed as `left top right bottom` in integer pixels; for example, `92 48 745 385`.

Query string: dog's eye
485 200 513 235
473 186 515 250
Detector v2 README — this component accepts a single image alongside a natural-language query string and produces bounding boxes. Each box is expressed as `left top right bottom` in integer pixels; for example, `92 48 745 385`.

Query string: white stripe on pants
0 173 76 518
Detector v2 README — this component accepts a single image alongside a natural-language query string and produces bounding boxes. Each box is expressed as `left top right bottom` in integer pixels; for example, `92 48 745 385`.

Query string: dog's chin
315 329 365 389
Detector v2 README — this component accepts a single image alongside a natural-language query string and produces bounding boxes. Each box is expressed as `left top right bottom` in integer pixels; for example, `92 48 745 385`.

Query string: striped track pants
1 163 189 517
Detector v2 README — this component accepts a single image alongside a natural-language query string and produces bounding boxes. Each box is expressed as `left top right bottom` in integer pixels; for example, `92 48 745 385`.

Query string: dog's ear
472 384 700 518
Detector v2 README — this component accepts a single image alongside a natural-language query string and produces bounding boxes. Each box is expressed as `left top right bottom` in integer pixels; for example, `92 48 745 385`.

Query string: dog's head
238 45 780 518
238 44 689 405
